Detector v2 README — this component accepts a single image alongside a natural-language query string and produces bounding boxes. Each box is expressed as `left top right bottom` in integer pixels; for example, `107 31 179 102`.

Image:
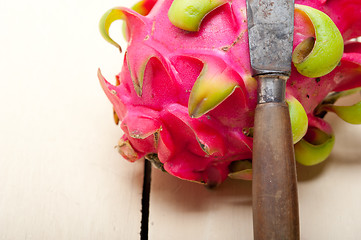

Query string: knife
246 0 299 239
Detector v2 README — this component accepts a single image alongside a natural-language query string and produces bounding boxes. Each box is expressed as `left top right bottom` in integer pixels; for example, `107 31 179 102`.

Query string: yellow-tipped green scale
188 62 239 118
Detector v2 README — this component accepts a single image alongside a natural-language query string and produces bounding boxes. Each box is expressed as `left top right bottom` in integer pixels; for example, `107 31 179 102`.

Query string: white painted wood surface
1 0 361 240
0 0 143 239
149 172 253 239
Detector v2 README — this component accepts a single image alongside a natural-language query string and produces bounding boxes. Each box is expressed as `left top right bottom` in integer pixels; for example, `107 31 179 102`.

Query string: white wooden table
1 0 361 239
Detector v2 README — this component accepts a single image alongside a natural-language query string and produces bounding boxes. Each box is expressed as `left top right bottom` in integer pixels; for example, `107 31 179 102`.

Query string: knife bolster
256 75 288 104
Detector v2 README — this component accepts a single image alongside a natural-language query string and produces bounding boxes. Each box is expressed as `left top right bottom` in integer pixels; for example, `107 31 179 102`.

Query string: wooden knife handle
252 102 300 240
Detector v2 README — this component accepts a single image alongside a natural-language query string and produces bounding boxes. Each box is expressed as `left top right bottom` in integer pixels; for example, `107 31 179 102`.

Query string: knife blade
247 0 294 75
246 0 300 239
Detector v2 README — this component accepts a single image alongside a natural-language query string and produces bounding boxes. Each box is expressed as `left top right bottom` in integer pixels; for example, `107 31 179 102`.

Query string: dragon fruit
98 0 361 187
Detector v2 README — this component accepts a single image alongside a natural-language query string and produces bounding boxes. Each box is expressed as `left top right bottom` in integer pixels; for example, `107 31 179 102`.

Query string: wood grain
252 103 299 240
148 170 253 240
0 1 144 239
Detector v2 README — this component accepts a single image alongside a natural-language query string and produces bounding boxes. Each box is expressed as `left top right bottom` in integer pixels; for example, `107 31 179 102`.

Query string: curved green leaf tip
292 4 344 78
168 0 227 32
287 96 308 143
295 127 335 166
316 88 361 124
324 101 361 124
99 8 125 51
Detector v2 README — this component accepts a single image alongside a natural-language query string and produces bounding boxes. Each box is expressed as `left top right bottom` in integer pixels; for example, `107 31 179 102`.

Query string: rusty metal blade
247 0 294 76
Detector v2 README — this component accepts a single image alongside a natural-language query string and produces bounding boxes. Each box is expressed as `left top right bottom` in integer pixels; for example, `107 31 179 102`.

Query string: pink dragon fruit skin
98 0 361 186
